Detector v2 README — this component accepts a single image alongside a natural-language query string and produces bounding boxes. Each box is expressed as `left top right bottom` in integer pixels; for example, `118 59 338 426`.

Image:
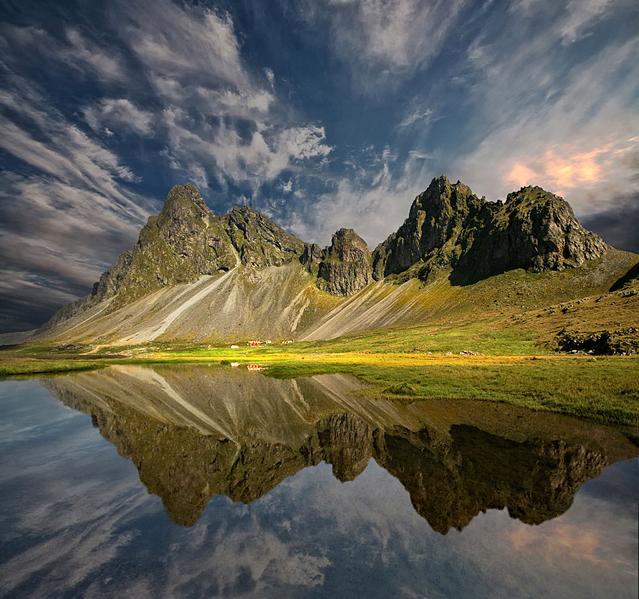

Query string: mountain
48 184 305 324
33 176 638 345
373 177 607 283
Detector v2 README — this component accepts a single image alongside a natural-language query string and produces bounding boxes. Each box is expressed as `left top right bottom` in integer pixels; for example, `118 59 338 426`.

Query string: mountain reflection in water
44 364 638 532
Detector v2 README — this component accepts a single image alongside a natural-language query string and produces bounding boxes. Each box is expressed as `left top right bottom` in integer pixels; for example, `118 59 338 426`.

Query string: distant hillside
28 176 638 346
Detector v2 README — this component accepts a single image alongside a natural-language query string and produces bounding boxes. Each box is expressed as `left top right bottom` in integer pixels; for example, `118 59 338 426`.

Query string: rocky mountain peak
158 184 210 223
372 175 484 279
152 185 214 251
62 185 309 317
373 176 607 283
466 185 608 278
316 228 373 296
408 175 477 219
225 205 305 268
329 228 370 258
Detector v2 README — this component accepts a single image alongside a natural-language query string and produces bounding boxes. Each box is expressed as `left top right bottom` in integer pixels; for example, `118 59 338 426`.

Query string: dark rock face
373 177 485 279
456 186 608 282
225 206 305 269
300 243 323 276
556 327 639 355
96 184 238 309
373 176 607 283
316 228 373 296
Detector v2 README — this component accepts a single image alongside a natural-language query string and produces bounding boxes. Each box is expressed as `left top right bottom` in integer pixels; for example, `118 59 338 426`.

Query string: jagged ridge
39 175 626 343
372 176 607 283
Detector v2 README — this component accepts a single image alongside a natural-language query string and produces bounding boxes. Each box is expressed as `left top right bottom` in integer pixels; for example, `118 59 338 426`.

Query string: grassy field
265 358 639 425
0 359 109 377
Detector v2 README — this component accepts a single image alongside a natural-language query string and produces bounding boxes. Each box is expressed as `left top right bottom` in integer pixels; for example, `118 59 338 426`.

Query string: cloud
512 0 623 44
0 172 148 330
119 0 332 192
278 126 332 161
559 0 612 43
124 1 247 89
0 24 124 80
162 108 332 192
63 29 124 79
0 74 151 329
83 99 155 136
503 139 637 195
452 27 639 217
286 148 429 247
582 191 639 252
396 106 439 130
509 0 620 45
301 0 467 85
264 67 275 88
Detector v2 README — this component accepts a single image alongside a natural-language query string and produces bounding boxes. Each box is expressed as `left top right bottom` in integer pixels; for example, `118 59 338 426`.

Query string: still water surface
0 364 637 598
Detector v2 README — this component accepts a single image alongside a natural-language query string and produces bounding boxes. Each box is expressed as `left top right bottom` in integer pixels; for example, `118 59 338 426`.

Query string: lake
0 364 637 598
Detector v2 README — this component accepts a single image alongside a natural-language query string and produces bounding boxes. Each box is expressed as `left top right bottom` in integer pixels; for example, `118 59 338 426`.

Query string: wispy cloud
301 0 467 86
396 106 439 130
83 99 155 136
118 0 332 191
0 24 124 80
511 0 624 44
0 71 151 329
452 23 639 216
286 147 429 247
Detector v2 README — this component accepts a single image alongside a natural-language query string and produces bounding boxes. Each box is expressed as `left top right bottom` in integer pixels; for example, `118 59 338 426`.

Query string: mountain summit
373 176 607 284
38 176 633 344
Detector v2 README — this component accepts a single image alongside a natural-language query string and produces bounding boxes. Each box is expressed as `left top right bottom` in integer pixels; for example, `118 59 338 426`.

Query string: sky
0 0 638 331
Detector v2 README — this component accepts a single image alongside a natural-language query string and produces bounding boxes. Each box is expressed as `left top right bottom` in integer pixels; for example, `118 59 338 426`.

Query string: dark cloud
0 283 76 332
582 192 639 253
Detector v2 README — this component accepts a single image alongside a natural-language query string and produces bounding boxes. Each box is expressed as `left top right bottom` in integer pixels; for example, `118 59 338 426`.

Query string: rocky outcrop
455 185 608 282
94 184 238 309
316 228 373 296
300 243 323 276
556 327 639 355
225 206 305 269
372 176 607 283
372 177 485 279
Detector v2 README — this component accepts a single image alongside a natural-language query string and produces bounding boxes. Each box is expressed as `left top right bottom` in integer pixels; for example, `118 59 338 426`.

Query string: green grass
90 318 543 359
0 359 109 377
297 320 543 355
264 357 639 425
